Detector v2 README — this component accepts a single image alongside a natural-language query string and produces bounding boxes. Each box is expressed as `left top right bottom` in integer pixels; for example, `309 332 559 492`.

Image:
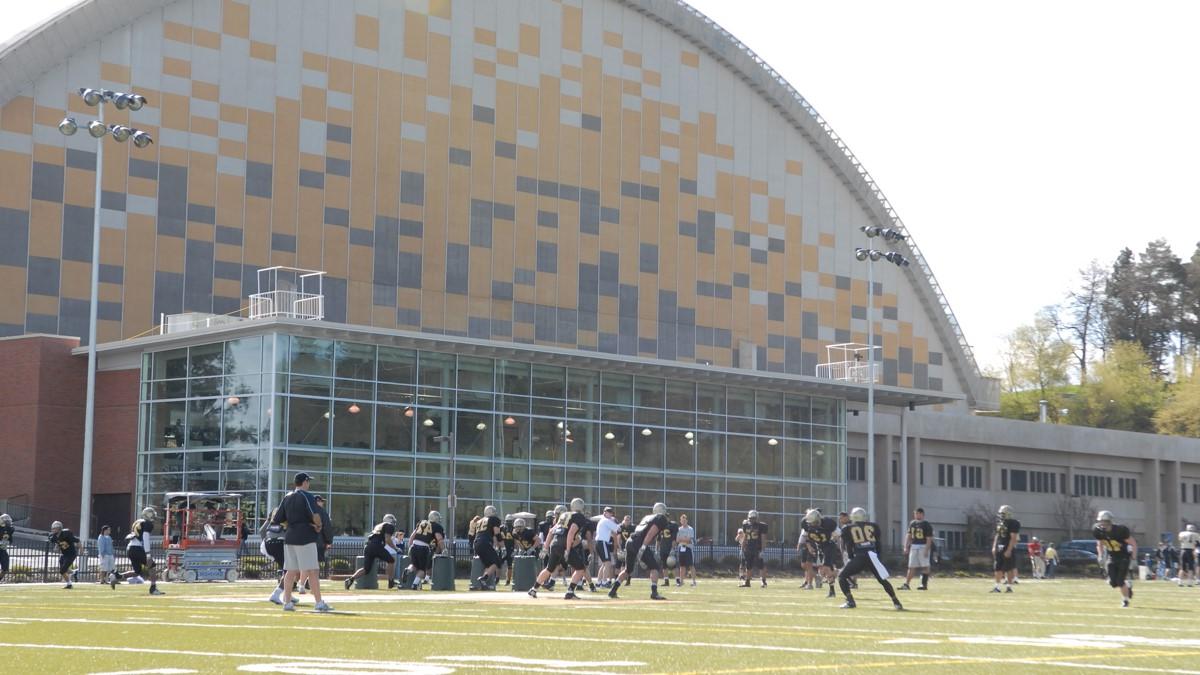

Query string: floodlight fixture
78 87 103 106
109 125 131 142
58 117 78 135
87 120 107 138
131 131 154 148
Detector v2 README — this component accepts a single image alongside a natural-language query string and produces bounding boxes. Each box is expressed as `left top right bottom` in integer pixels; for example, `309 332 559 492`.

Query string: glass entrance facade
138 331 846 545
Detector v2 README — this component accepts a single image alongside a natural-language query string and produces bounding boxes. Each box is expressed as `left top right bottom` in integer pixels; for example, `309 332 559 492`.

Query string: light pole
433 433 457 557
58 88 153 545
854 226 908 522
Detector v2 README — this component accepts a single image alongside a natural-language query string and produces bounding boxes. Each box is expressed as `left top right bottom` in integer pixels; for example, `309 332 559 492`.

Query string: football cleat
314 602 333 612
827 587 836 598
344 577 354 590
990 587 1002 593
607 586 619 599
839 600 856 609
917 585 927 591
283 601 296 611
650 591 666 600
893 599 904 611
149 587 165 596
563 592 579 600
527 587 538 598
899 583 911 591
1005 586 1013 593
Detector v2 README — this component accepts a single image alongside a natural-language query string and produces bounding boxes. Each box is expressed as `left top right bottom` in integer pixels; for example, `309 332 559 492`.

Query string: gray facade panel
183 239 215 312
26 256 59 296
31 162 64 202
0 207 29 267
61 204 94 262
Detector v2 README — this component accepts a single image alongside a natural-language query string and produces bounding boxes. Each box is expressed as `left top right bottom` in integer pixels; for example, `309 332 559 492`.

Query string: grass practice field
1 575 1197 674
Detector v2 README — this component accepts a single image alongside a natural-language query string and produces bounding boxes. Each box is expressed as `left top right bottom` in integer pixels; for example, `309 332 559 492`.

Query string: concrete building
0 0 1193 549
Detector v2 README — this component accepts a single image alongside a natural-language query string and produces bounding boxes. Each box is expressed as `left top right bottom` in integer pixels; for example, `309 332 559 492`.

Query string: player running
991 505 1020 593
1094 510 1137 607
529 498 590 599
899 507 933 591
837 507 902 611
1178 524 1199 587
608 502 670 600
802 509 843 598
473 506 503 591
48 521 79 589
344 514 399 590
737 510 768 587
116 507 165 595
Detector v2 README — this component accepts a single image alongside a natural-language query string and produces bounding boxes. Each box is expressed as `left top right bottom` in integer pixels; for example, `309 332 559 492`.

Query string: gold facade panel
0 267 25 323
218 138 245 158
404 11 428 61
27 202 62 258
355 14 380 51
101 62 131 84
26 294 58 317
163 21 191 43
160 93 190 130
192 27 221 50
818 232 836 248
519 24 540 56
302 51 327 71
250 41 276 62
0 151 30 209
301 86 327 119
162 57 191 80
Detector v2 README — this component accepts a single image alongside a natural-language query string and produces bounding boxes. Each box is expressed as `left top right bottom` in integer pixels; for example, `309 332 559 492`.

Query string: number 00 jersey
842 521 882 554
1094 523 1133 559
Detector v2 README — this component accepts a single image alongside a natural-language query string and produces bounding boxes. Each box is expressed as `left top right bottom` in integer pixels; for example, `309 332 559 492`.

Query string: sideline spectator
1028 537 1044 579
97 525 116 585
676 514 696 586
1044 543 1058 579
274 472 332 612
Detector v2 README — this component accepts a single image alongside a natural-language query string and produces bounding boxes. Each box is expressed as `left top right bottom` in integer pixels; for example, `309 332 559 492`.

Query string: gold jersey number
847 525 875 545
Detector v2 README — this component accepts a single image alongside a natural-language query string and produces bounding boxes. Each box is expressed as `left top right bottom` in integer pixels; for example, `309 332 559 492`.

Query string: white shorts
100 554 115 572
284 543 319 571
908 544 931 570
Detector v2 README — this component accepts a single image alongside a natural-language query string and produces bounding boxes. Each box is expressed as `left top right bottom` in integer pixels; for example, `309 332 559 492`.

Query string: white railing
815 360 879 384
249 290 324 321
664 0 981 383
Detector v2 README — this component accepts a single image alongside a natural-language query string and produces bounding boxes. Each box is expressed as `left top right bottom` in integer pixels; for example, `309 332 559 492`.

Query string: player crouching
345 514 399 590
116 507 165 595
837 508 901 611
608 502 670 601
1094 510 1137 607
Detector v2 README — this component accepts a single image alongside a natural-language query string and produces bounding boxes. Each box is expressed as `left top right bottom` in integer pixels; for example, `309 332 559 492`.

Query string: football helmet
570 497 586 512
545 510 555 519
141 507 157 521
50 520 63 532
849 507 867 523
804 509 821 525
652 502 668 516
383 513 397 525
484 505 497 517
1188 524 1197 533
1096 510 1114 523
0 513 12 526
747 510 759 521
997 505 1013 519
514 518 527 529
553 505 567 517
428 510 442 523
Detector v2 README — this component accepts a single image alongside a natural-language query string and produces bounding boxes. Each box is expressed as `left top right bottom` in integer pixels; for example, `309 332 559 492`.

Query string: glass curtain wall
138 333 847 544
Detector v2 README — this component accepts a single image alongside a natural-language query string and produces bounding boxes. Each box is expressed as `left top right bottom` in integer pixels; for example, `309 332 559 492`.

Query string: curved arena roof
0 0 997 411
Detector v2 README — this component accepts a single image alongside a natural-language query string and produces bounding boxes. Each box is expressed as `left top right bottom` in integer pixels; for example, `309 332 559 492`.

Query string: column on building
1143 458 1162 541
1165 459 1181 539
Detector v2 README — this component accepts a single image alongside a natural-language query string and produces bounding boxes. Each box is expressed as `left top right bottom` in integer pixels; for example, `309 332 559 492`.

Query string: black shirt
411 520 434 546
479 515 502 544
907 520 933 545
430 521 446 551
275 489 318 546
315 505 333 546
514 527 537 551
0 525 13 549
658 520 679 557
127 518 154 549
1094 523 1133 559
632 513 670 547
803 517 837 546
842 521 882 554
50 529 78 555
619 522 635 545
368 522 396 545
994 518 1021 551
539 517 555 541
741 520 767 550
500 523 515 552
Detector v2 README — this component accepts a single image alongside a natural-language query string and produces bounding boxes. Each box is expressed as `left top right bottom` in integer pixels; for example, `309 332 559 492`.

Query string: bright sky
6 2 1200 374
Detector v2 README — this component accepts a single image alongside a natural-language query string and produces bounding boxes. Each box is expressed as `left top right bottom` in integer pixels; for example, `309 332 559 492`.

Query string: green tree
1155 368 1200 438
1070 342 1164 432
1052 261 1107 381
999 308 1074 421
1103 241 1186 376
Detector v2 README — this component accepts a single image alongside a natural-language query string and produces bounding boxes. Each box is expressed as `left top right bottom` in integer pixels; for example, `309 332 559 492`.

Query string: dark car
1055 547 1098 562
1059 539 1099 554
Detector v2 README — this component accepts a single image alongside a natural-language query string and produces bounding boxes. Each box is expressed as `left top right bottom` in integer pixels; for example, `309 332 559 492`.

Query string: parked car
1055 547 1099 563
1059 539 1099 554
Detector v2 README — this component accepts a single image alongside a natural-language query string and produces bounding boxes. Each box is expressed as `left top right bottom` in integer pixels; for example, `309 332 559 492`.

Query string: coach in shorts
274 472 333 612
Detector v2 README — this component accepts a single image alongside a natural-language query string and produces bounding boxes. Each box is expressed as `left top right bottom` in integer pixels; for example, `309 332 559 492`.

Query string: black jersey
578 516 596 546
632 513 670 547
842 521 882 554
995 518 1021 550
500 523 516 552
410 520 434 546
367 522 396 545
741 520 767 550
658 520 679 556
479 515 502 542
430 521 446 549
907 520 934 545
551 512 589 548
539 517 555 541
50 529 78 555
1094 523 1133 559
0 525 13 549
514 527 536 551
802 517 838 545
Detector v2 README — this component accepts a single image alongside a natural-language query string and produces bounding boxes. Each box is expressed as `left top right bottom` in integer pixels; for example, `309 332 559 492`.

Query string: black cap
294 472 313 485
312 494 325 502
603 506 614 513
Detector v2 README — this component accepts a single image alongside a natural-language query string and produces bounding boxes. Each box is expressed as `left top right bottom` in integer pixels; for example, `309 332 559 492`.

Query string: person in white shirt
594 506 621 587
675 514 697 586
1178 524 1200 587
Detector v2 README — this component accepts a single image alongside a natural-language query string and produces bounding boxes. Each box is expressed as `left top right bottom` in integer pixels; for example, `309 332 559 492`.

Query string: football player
617 514 635 582
473 505 503 590
401 512 441 590
608 502 670 600
836 511 857 590
513 518 539 554
796 526 815 590
739 510 768 588
1178 524 1199 587
1094 510 1137 607
262 506 288 604
344 514 399 590
991 505 1020 593
900 507 934 591
802 509 842 599
48 521 79 589
118 507 165 595
529 498 590 599
500 514 516 585
0 513 13 582
657 517 679 586
837 508 902 611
